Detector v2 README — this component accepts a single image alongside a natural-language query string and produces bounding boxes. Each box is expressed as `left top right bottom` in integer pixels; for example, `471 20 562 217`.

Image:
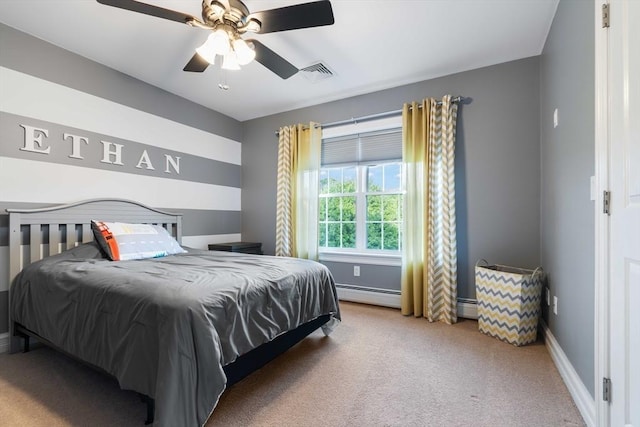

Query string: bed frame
7 198 329 424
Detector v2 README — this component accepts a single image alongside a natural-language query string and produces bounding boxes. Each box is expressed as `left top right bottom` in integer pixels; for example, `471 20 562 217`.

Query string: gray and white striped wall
0 23 243 334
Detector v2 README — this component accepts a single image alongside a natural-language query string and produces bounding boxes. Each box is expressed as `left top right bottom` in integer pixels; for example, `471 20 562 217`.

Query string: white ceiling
0 0 558 122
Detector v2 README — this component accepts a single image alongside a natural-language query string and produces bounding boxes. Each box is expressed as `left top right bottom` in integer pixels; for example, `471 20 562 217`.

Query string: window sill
319 250 401 267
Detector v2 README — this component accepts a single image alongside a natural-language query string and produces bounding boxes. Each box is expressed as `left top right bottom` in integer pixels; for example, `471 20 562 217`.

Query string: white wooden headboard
7 198 183 283
6 198 183 351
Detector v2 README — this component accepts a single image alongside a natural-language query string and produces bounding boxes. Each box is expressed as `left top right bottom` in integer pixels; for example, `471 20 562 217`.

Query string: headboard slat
66 223 77 250
82 225 93 244
49 224 61 256
29 224 41 264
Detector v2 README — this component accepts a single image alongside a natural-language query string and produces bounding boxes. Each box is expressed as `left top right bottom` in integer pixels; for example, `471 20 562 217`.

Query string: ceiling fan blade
96 0 199 24
248 0 334 34
183 53 210 72
249 39 298 79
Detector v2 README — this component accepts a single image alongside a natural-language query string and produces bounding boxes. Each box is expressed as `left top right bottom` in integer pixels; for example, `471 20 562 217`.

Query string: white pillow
91 220 186 261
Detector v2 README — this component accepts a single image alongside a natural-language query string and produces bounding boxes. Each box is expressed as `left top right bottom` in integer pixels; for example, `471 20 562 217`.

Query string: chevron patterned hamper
475 262 544 346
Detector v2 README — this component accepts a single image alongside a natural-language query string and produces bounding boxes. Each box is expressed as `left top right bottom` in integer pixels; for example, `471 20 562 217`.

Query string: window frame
318 116 403 264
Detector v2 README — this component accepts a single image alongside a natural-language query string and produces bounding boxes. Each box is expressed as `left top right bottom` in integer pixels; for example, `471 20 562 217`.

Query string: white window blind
321 128 402 166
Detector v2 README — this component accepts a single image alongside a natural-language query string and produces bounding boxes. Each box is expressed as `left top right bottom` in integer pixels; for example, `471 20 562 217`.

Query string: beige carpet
0 302 585 427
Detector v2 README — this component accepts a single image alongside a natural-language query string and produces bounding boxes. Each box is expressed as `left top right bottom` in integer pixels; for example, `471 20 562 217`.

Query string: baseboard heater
335 284 478 319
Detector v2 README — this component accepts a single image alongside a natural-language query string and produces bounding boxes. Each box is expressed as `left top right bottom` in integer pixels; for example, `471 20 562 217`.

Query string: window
319 166 357 249
319 125 403 253
364 162 402 250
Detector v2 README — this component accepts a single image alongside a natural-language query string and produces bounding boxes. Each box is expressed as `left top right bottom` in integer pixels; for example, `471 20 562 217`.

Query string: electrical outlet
353 265 360 277
546 287 550 306
553 296 558 315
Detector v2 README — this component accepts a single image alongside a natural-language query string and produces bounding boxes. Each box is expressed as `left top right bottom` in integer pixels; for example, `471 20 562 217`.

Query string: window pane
328 169 342 193
319 170 328 194
342 196 356 221
343 167 357 193
341 223 356 248
367 195 382 221
367 165 383 192
367 223 382 249
384 163 401 192
383 223 399 250
319 223 327 247
327 197 341 221
327 223 341 247
382 195 400 221
319 198 327 220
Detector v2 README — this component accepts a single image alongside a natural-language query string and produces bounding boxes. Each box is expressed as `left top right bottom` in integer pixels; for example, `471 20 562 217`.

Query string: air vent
300 62 334 83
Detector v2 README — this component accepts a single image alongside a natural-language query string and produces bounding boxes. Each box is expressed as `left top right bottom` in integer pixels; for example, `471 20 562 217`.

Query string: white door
608 0 640 425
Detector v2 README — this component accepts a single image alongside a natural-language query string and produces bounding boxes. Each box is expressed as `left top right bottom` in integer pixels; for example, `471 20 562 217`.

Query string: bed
7 198 341 427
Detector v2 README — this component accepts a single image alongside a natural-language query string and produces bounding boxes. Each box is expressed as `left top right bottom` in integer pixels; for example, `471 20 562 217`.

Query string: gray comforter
10 243 340 426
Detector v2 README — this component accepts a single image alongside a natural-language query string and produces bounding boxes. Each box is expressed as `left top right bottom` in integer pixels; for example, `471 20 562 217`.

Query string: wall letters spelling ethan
19 124 181 174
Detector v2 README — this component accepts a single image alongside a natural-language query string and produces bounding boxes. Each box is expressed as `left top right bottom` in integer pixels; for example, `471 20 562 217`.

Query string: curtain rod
274 96 464 135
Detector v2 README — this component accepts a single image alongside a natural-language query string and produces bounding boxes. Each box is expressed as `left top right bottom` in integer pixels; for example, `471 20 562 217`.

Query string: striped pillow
91 220 186 261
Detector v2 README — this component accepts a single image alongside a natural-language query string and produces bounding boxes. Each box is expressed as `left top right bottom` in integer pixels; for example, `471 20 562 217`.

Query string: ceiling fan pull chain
218 70 229 90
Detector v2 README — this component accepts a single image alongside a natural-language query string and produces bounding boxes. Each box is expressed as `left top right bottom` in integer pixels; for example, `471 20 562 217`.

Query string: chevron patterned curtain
401 95 459 324
275 122 322 259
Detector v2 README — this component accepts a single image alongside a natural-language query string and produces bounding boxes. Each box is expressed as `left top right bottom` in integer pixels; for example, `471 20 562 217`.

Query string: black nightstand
208 242 263 255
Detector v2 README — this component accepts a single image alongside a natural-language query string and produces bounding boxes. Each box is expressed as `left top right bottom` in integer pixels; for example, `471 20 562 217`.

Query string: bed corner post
8 211 22 354
176 216 183 245
139 394 155 425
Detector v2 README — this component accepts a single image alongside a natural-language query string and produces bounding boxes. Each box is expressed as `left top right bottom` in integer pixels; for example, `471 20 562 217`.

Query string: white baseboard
335 284 478 319
0 332 9 354
336 284 401 308
542 321 595 427
457 300 478 319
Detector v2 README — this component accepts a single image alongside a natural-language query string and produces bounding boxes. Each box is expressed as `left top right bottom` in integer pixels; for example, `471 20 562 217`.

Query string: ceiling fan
96 0 334 79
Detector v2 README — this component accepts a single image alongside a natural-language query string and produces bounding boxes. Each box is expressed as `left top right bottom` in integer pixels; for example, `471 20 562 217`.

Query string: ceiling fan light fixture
195 30 231 64
221 51 241 70
195 40 216 64
233 38 256 65
209 29 231 55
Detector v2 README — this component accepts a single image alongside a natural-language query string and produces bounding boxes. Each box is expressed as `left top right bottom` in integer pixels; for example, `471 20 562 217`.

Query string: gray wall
321 262 401 291
242 57 542 298
539 0 595 397
0 23 243 333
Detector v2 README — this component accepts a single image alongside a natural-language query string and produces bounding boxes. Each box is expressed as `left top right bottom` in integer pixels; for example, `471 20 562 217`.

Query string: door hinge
602 3 610 28
603 377 611 402
603 191 611 215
